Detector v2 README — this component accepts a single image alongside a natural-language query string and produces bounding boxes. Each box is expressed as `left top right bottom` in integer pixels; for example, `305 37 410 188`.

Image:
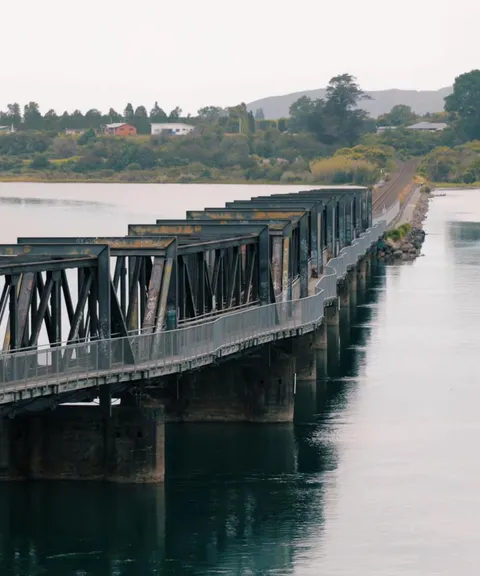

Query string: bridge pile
0 186 371 366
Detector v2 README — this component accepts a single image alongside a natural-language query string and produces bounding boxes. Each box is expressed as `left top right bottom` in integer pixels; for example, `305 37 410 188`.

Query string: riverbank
0 174 306 185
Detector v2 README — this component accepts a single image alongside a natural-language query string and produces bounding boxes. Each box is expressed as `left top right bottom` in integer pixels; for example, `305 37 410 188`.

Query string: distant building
104 123 137 136
376 126 397 134
406 121 448 132
151 123 195 136
65 128 86 136
0 125 15 134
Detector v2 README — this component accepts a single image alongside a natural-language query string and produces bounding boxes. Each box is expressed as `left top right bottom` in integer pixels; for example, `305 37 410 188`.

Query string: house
406 121 448 132
151 123 195 136
104 123 137 136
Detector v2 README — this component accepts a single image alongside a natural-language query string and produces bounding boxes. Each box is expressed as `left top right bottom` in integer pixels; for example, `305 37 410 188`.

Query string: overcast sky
1 0 478 115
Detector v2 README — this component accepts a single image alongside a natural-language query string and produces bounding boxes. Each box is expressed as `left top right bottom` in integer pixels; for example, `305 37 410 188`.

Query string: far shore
0 175 310 186
1 175 479 189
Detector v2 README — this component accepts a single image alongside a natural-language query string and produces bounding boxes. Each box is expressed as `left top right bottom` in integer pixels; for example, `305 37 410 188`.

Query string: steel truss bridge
0 186 385 415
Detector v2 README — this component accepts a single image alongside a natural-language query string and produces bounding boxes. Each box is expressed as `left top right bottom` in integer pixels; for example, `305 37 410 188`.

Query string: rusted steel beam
0 256 97 275
225 200 323 278
18 236 175 257
131 223 273 308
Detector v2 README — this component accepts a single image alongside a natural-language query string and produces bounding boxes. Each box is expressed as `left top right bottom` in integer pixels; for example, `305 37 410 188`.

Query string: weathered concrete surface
0 406 164 483
164 343 296 423
357 256 368 292
294 334 317 382
325 303 340 377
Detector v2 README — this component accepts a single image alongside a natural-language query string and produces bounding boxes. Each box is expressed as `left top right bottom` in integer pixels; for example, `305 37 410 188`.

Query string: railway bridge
0 186 386 482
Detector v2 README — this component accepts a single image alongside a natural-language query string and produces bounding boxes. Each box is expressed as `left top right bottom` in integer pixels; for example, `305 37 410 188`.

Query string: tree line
0 69 478 184
0 102 190 134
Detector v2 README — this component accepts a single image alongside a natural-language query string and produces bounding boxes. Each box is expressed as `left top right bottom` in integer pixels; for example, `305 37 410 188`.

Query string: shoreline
0 176 312 186
377 190 431 262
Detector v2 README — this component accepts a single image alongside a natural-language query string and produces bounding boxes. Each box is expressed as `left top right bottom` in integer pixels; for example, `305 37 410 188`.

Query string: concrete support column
325 302 341 378
348 269 357 313
357 257 367 294
292 333 317 422
312 321 328 379
293 334 316 382
339 281 350 330
164 342 296 423
1 406 165 483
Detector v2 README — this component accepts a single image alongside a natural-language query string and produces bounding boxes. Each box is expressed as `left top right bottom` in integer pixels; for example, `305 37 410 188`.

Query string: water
1 184 480 575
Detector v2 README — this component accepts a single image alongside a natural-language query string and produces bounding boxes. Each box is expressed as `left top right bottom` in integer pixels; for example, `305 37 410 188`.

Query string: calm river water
1 183 480 575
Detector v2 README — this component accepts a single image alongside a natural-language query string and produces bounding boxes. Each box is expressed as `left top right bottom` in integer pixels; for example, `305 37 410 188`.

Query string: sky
1 0 478 116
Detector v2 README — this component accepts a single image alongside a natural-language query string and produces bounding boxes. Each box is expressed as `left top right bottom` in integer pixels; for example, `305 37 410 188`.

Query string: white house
151 123 195 136
406 121 448 132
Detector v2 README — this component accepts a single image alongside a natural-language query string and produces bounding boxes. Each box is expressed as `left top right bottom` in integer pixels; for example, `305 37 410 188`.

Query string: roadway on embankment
373 159 418 215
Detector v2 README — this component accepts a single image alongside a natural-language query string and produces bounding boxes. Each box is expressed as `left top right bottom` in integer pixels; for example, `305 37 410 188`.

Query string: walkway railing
0 222 386 393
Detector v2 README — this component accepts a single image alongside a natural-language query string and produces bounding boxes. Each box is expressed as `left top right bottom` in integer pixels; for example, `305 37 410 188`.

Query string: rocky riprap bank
377 190 430 261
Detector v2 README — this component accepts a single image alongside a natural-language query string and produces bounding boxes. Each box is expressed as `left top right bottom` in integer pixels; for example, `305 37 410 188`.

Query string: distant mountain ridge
247 87 453 119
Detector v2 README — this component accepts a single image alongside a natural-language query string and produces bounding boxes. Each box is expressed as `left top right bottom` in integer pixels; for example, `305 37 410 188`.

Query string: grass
386 223 411 243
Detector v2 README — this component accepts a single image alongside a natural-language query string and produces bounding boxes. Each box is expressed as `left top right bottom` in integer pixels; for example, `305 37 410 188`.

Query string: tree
197 106 225 122
377 105 417 127
85 109 103 129
69 110 85 130
6 103 22 128
326 74 369 111
124 103 134 123
133 106 150 134
169 106 182 120
445 69 480 141
323 74 371 146
23 102 43 130
44 109 59 131
30 154 50 170
255 108 265 120
78 128 97 146
289 96 316 133
107 108 123 123
150 102 167 122
51 136 78 158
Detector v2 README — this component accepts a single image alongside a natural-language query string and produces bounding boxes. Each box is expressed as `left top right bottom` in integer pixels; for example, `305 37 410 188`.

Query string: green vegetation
386 223 412 242
419 142 480 184
0 75 379 184
1 69 480 185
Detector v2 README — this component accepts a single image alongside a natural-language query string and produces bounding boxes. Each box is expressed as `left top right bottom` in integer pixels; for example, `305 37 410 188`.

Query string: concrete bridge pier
293 333 319 422
325 301 341 378
294 334 317 382
313 321 328 379
163 342 296 423
339 280 350 333
348 269 358 312
0 406 165 483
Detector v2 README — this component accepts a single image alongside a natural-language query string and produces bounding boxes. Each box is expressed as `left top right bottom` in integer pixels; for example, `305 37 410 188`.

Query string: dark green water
1 185 480 575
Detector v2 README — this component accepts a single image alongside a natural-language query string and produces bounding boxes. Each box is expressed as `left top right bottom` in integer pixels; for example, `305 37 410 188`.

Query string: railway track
373 159 418 214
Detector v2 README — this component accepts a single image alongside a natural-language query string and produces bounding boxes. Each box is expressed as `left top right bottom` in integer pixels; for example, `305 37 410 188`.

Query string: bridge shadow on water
0 261 386 576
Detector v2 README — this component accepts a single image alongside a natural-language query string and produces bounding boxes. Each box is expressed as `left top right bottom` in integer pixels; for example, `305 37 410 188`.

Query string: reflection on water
1 185 480 575
0 196 111 208
0 259 383 576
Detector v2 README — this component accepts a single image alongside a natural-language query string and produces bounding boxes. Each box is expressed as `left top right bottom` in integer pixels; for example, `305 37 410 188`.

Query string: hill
247 86 453 119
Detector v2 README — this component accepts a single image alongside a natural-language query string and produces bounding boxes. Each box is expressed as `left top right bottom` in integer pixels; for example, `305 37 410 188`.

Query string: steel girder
186 209 309 299
129 223 272 314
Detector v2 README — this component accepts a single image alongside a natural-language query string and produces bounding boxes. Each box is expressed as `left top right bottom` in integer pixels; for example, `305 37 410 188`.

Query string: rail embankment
377 186 431 261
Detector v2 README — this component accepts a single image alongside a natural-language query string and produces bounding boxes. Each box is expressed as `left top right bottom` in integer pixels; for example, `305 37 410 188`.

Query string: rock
393 250 403 258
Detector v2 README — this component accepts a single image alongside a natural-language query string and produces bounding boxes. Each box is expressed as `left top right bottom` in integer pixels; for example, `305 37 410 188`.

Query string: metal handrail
0 222 386 391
